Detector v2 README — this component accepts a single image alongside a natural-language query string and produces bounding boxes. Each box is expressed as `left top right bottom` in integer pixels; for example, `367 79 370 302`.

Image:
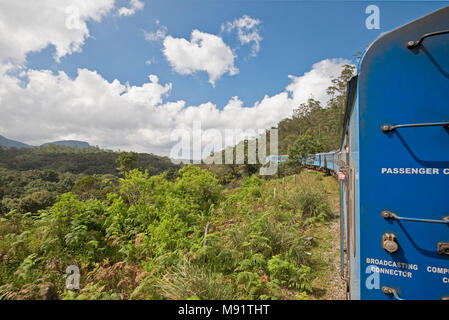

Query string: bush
175 165 223 213
19 191 56 213
156 257 237 300
0 165 335 300
267 255 312 292
290 174 333 222
39 193 109 264
277 160 301 178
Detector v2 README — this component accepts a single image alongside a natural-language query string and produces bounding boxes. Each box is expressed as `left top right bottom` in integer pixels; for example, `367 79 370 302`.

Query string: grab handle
407 29 449 48
381 210 449 225
382 286 405 300
381 121 449 133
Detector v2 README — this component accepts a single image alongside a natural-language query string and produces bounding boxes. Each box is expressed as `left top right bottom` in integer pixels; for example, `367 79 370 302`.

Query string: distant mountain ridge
0 135 92 149
0 135 34 148
41 140 91 148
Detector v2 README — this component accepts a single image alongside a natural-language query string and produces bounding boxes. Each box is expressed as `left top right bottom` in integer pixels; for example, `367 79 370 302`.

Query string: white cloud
0 0 117 64
0 1 351 156
144 26 168 41
287 58 349 106
222 15 262 57
0 58 351 156
117 0 144 16
162 30 239 87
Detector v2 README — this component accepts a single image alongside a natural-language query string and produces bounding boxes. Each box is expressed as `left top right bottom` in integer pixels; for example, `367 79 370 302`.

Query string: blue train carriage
340 6 449 300
334 150 344 173
325 152 334 172
313 154 320 167
305 154 315 167
317 153 325 168
265 155 289 163
278 155 288 163
308 154 316 167
323 151 337 173
309 151 336 174
302 154 315 168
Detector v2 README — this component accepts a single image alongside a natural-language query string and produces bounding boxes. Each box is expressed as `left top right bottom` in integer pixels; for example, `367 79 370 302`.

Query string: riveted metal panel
357 6 449 300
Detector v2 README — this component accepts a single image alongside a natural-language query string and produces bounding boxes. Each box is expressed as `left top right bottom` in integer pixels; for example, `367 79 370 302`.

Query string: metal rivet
381 210 393 219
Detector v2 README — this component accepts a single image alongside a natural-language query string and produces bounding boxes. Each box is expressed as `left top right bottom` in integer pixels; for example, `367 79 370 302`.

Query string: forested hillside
204 64 355 180
278 64 355 154
0 146 180 216
0 135 33 149
0 63 354 300
0 145 178 175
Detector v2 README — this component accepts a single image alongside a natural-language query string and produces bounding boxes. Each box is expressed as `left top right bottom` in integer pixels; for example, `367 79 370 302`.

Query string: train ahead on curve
300 5 449 300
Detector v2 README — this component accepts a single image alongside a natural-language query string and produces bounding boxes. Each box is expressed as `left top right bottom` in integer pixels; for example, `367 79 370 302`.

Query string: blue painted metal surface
299 6 449 299
340 180 345 280
348 93 361 299
356 6 449 300
265 155 288 163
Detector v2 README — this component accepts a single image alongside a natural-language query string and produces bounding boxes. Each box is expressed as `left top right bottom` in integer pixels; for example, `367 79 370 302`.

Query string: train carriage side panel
313 154 320 167
358 6 449 300
344 92 361 300
327 152 335 172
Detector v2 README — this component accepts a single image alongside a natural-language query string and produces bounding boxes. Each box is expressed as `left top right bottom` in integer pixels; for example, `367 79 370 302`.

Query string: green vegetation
288 135 324 162
0 147 179 215
0 165 337 300
116 151 137 175
279 64 355 154
0 63 353 300
204 64 355 183
0 167 78 214
0 145 178 175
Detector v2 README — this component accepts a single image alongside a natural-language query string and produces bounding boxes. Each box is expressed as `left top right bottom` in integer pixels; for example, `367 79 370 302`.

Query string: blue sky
0 1 448 155
25 1 448 108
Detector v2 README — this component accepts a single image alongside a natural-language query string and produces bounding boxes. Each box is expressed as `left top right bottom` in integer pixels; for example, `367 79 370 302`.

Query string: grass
0 167 343 300
301 170 346 300
201 169 342 300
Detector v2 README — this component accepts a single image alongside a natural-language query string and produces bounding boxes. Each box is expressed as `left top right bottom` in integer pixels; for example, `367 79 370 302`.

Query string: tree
293 98 323 118
19 190 56 213
175 165 223 213
39 170 59 183
288 135 324 161
276 64 356 154
71 176 102 201
116 151 137 175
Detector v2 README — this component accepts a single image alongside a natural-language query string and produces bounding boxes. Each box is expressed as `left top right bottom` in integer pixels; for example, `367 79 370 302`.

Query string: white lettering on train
369 266 413 278
381 168 446 175
366 257 418 270
365 258 417 280
426 266 449 275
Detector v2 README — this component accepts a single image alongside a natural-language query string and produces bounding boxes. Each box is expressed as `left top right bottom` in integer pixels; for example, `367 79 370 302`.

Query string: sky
0 0 448 157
